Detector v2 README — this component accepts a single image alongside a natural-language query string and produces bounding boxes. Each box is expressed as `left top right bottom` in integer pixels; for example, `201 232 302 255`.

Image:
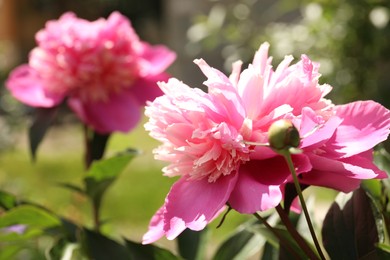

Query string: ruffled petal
6 65 64 107
162 173 238 240
325 101 390 158
68 89 141 134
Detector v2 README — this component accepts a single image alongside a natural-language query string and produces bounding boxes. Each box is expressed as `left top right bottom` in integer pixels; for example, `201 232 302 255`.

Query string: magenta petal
163 174 238 240
229 165 282 213
299 169 362 192
68 90 141 134
131 74 168 104
6 65 64 107
309 153 386 180
326 101 390 158
247 154 312 186
142 206 165 244
138 44 176 77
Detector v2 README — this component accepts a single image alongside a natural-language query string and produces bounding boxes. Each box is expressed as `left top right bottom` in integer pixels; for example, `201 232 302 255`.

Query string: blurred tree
188 0 390 107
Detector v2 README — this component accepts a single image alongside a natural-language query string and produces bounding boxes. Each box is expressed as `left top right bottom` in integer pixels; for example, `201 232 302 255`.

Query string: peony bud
268 119 300 151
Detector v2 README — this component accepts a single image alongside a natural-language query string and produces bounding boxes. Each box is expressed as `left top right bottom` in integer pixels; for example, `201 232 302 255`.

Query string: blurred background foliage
0 0 390 258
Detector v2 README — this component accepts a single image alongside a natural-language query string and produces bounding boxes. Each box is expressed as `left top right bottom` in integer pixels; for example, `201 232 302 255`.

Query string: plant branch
253 212 301 259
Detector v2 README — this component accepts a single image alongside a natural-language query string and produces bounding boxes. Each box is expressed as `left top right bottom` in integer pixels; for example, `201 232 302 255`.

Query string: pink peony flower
143 42 390 244
6 12 176 133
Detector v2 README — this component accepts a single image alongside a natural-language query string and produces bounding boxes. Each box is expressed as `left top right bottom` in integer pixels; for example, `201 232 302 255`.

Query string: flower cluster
143 42 390 243
6 12 176 133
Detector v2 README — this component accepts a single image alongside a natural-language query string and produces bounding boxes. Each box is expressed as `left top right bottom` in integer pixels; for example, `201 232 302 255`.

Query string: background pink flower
6 12 176 133
143 42 390 244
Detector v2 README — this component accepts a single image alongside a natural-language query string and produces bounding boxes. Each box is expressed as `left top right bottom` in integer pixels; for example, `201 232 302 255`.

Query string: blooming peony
6 12 176 133
143 42 390 243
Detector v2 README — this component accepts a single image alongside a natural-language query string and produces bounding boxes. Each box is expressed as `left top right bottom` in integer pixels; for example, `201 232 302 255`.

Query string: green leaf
0 191 18 210
29 107 58 161
57 182 86 196
0 244 23 259
177 228 209 260
0 205 61 241
322 188 379 259
0 205 60 229
125 239 181 260
253 225 309 259
82 229 131 260
212 228 263 260
84 149 138 206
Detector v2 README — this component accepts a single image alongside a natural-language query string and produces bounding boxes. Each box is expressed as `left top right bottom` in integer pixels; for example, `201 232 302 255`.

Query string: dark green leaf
253 225 308 259
125 239 181 260
322 188 379 259
84 128 111 168
213 228 263 260
82 229 131 260
177 228 208 260
283 183 309 214
84 149 138 206
29 107 58 161
0 191 18 210
261 242 278 260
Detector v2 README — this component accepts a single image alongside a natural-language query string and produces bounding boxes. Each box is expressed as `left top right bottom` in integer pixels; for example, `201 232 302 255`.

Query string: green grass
0 117 250 252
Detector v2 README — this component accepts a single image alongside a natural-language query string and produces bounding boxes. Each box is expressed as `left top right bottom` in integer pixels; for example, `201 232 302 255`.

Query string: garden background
0 0 389 258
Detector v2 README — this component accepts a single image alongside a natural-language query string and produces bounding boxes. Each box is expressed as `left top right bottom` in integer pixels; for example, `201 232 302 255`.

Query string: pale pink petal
297 107 342 149
68 90 141 134
228 60 243 87
325 101 390 158
237 65 264 119
162 173 238 240
6 65 64 107
142 206 165 244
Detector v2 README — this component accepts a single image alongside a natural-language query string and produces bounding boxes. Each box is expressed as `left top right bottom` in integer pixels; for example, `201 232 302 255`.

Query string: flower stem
275 205 319 260
282 152 326 260
253 213 302 259
92 201 101 232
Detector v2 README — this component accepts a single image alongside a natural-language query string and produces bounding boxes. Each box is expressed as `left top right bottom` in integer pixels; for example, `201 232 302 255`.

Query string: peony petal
130 74 168 104
142 206 165 244
138 44 177 77
162 173 238 240
6 65 64 107
299 169 362 193
68 90 141 134
325 101 390 158
237 65 264 119
298 107 342 149
308 153 386 181
229 164 282 213
243 154 312 186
